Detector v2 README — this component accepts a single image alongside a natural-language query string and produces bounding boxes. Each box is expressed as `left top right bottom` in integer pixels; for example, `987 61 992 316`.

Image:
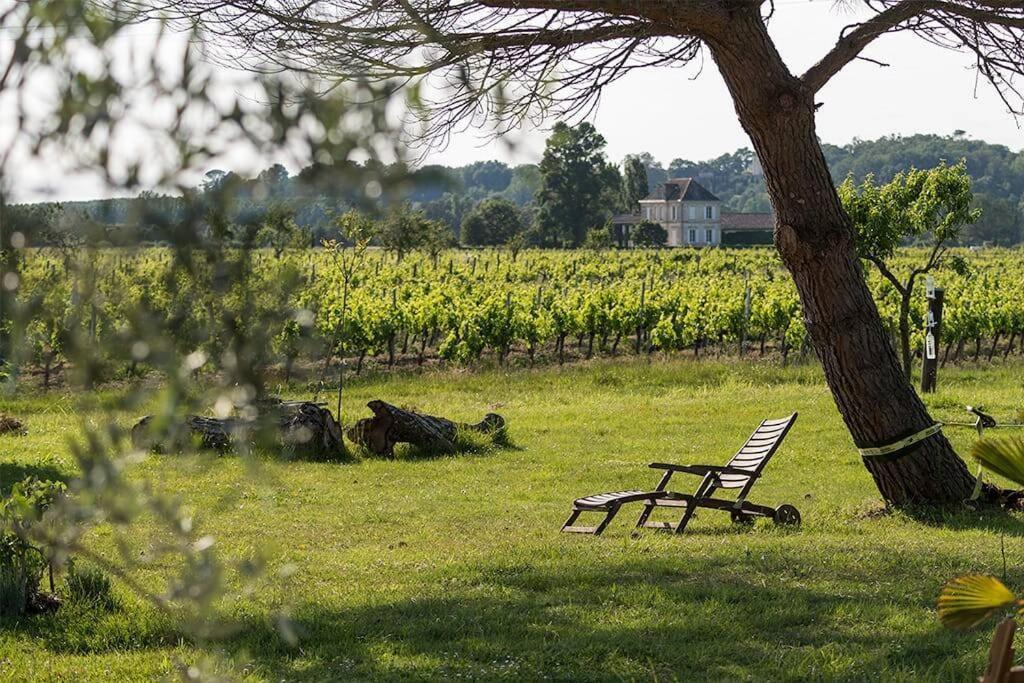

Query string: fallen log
0 414 27 436
132 399 344 460
346 400 505 457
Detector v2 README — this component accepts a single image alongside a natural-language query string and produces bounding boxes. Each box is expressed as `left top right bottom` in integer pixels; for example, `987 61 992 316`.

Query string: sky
4 1 1023 203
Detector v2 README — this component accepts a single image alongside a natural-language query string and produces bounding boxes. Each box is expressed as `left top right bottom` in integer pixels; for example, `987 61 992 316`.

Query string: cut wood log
132 399 344 460
346 400 505 457
0 414 26 436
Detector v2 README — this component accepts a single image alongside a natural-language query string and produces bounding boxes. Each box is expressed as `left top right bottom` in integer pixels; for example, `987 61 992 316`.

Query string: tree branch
802 2 925 93
802 1 1024 97
868 255 908 295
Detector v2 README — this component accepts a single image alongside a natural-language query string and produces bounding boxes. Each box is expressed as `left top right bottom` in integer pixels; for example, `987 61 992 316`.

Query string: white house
614 178 722 247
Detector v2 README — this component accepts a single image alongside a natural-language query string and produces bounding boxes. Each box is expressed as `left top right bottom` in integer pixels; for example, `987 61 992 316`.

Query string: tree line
9 130 1024 249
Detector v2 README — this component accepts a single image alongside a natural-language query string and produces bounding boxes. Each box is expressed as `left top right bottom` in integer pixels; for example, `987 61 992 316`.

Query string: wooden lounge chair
561 413 800 536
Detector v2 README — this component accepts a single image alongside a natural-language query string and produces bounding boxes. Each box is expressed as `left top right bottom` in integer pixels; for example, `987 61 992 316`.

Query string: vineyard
12 246 1024 384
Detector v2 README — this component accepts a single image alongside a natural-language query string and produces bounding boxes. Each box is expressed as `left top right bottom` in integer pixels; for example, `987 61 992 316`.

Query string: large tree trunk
898 292 914 380
707 10 975 505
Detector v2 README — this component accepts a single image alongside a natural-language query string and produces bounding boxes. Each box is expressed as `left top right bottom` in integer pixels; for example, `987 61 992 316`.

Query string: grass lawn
3 358 1024 681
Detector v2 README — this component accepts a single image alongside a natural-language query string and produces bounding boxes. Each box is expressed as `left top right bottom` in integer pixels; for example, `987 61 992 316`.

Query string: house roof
721 212 774 232
646 177 720 202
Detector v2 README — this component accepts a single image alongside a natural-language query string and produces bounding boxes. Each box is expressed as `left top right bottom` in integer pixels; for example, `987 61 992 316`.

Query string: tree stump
0 414 26 436
346 400 505 457
132 399 344 460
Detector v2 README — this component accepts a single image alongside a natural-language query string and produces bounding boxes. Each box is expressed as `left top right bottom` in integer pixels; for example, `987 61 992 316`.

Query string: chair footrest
573 490 670 509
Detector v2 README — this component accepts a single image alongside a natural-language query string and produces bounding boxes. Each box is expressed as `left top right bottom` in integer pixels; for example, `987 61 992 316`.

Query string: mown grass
2 358 1024 681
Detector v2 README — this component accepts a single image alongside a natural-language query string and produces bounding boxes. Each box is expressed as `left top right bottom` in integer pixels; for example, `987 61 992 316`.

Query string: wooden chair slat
735 445 774 456
752 425 789 437
733 454 771 464
744 436 785 447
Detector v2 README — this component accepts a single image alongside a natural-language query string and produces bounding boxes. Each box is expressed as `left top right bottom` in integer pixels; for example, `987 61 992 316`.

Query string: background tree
534 122 617 247
420 215 455 264
152 0 1024 506
375 203 435 261
582 226 613 251
840 161 980 379
634 152 667 194
460 197 524 246
502 164 542 206
620 155 649 214
257 164 291 198
254 204 310 255
632 220 668 248
421 193 474 237
967 194 1023 245
460 161 513 194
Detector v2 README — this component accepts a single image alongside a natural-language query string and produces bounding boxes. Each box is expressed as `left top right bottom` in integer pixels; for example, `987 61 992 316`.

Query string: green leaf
938 575 1016 630
972 437 1024 489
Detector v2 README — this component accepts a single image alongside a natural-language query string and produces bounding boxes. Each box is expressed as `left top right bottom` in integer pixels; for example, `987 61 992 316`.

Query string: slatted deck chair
561 413 800 536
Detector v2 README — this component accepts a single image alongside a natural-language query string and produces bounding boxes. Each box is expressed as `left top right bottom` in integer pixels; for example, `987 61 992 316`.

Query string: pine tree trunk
709 12 975 505
898 293 913 379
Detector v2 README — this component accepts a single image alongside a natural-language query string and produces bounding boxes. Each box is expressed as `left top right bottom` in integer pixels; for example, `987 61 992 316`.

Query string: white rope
858 423 944 458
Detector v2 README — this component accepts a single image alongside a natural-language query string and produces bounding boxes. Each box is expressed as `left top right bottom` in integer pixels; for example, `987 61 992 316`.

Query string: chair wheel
773 504 801 526
730 509 755 525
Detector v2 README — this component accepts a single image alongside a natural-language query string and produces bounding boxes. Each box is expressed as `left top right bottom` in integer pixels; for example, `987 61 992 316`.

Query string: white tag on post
926 332 936 360
926 276 935 299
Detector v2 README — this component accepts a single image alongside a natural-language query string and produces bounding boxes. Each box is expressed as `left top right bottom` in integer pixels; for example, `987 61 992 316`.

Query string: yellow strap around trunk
858 423 944 458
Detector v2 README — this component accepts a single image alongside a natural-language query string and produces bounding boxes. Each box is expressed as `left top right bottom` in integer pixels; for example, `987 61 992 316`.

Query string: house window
644 206 650 219
687 205 696 220
671 205 677 220
688 228 696 244
705 206 714 220
706 228 713 244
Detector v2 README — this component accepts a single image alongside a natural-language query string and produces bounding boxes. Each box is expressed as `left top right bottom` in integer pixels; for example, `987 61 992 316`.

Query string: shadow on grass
221 557 979 681
7 553 988 679
353 428 520 462
0 601 182 655
0 461 68 495
883 504 1024 537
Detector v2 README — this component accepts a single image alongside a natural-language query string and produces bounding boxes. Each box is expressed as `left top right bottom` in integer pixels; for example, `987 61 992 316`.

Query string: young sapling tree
839 161 979 379
322 210 373 429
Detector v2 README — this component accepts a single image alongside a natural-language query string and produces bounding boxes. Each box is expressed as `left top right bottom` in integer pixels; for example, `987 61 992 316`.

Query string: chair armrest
649 463 753 477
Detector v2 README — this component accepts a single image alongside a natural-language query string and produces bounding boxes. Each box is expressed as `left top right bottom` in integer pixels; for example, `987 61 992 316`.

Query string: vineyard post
740 273 751 358
635 279 645 354
921 284 944 394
